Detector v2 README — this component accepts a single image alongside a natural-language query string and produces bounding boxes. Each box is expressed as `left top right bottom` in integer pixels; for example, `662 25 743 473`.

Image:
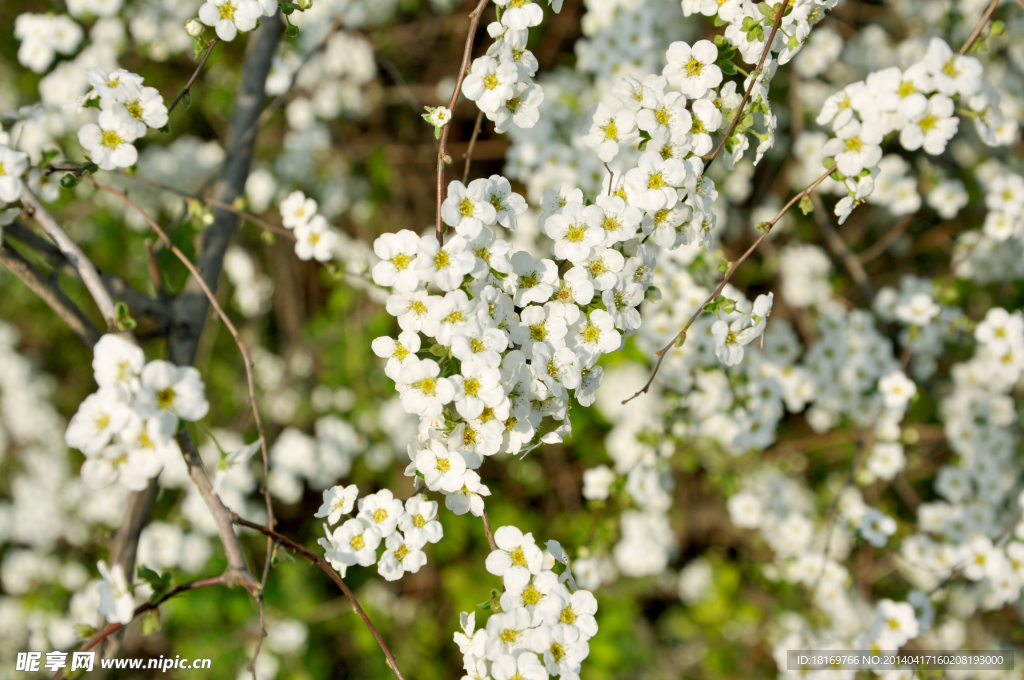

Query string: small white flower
135 360 210 439
428 106 451 128
97 560 135 625
377 531 428 581
356 489 405 539
663 39 722 98
78 107 141 171
280 190 317 229
294 215 338 262
197 0 262 41
314 484 359 525
877 371 916 409
415 440 468 493
485 525 543 591
398 496 443 546
321 518 382 570
0 145 29 203
65 388 133 456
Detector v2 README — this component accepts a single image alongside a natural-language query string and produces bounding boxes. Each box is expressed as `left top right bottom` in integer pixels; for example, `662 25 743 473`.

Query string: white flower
602 280 643 332
356 489 405 538
106 86 168 132
396 358 455 417
197 0 262 41
280 191 317 229
536 586 599 640
484 175 528 231
488 81 545 133
533 624 589 677
372 330 422 381
568 309 621 366
97 561 134 625
510 251 559 306
441 179 497 238
510 304 568 357
451 319 508 368
624 150 687 212
415 234 476 291
294 215 338 262
398 497 443 546
87 68 143 103
92 334 145 392
0 145 29 203
924 38 982 97
877 371 916 409
899 94 958 156
462 56 517 114
822 120 882 177
860 507 896 547
483 607 534 660
213 437 262 494
451 361 505 419
688 98 723 156
78 107 142 171
314 484 359 525
583 103 639 162
322 518 382 569
428 106 451 127
485 525 543 591
491 652 548 680
875 599 919 647
496 0 544 30
544 201 604 264
582 465 615 500
663 39 723 98
415 440 469 493
444 469 491 516
65 388 133 456
378 532 428 581
135 360 210 438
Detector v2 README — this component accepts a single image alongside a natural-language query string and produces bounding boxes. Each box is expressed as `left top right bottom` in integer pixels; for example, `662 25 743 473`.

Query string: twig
231 514 407 680
704 0 791 172
857 214 913 264
436 0 491 245
480 504 498 551
462 109 485 184
0 242 101 346
623 167 832 404
51 574 230 680
167 38 221 114
810 192 874 301
959 0 1001 55
19 185 119 330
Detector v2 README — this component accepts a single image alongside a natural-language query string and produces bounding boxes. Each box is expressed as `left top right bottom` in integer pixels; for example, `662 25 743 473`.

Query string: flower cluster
454 528 597 680
278 190 342 262
13 13 83 74
74 67 168 170
316 485 442 582
64 334 209 490
462 0 563 133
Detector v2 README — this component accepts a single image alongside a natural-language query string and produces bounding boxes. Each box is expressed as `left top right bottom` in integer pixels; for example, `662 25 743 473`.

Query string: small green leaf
716 258 731 273
182 91 192 109
674 332 687 348
114 301 137 332
990 20 1005 36
822 156 836 170
285 23 299 37
755 221 771 234
141 609 161 636
40 149 60 166
60 174 80 188
429 343 447 358
799 195 814 215
73 624 97 640
718 60 737 75
137 566 172 601
158 123 171 134
719 298 737 314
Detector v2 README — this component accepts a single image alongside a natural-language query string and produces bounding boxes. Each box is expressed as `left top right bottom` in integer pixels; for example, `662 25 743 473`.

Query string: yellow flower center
372 508 388 524
470 338 485 353
603 120 618 140
559 606 576 625
647 172 665 189
550 642 565 661
101 130 123 149
522 584 541 605
464 377 481 397
918 114 937 132
126 101 143 120
685 57 703 76
409 300 427 315
391 253 411 270
156 388 175 409
459 197 475 217
691 118 705 134
529 324 546 341
483 73 500 90
506 97 521 113
309 233 321 245
434 250 451 270
436 456 451 473
844 137 862 152
219 1 236 19
500 629 519 645
511 547 527 567
96 414 111 431
520 273 538 288
417 377 437 395
654 107 670 126
582 323 601 343
413 514 427 528
565 225 588 242
393 343 409 361
463 425 478 447
350 534 365 551
942 59 959 78
897 81 916 98
445 311 465 325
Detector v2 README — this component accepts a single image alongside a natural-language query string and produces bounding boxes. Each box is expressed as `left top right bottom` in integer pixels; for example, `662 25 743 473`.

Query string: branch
178 431 260 592
231 514 407 680
857 213 913 264
167 14 283 367
480 503 498 551
810 193 874 301
167 38 221 114
436 0 491 245
462 109 485 185
109 478 161 596
19 186 119 330
4 221 168 321
0 241 101 346
51 574 229 680
623 167 832 404
704 0 790 172
959 0 1001 55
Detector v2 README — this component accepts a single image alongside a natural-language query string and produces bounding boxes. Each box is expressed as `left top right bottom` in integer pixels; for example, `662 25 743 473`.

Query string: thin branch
810 192 874 301
110 478 161 597
51 574 229 680
959 0 1001 55
857 213 913 264
0 241 101 346
20 185 119 330
461 109 486 185
436 0 491 245
231 514 407 680
480 504 498 551
4 221 168 321
623 167 832 404
703 0 790 172
167 38 221 114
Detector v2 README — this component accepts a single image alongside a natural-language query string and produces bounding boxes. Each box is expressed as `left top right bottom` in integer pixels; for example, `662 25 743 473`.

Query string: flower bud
185 19 203 37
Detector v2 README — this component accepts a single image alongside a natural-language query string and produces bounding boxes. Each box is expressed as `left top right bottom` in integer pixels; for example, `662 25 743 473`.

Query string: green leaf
137 566 172 602
990 20 1005 36
114 301 137 332
73 624 97 640
757 2 772 16
822 156 836 170
674 332 687 348
182 91 192 109
60 174 80 188
718 298 737 314
799 195 814 215
141 609 161 636
716 258 731 273
718 60 737 75
429 343 447 358
285 23 299 37
754 221 771 234
40 149 60 166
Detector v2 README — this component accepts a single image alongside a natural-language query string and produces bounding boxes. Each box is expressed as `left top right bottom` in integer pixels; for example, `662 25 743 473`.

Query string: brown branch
461 109 485 185
623 167 832 404
167 38 221 114
810 192 874 301
436 0 491 245
857 213 913 264
480 504 498 551
0 241 101 346
231 514 407 680
51 574 229 680
20 185 119 330
110 478 161 595
959 0 1001 55
704 0 791 172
